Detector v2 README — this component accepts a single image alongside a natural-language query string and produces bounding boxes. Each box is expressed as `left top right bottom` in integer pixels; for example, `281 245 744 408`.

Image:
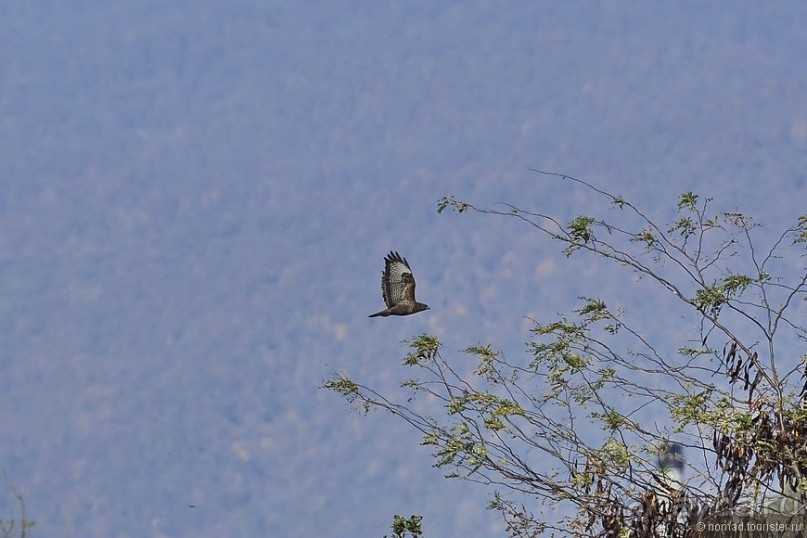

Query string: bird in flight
368 251 430 317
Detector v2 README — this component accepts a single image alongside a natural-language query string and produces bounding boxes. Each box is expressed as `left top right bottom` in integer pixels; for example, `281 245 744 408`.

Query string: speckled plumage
368 251 430 317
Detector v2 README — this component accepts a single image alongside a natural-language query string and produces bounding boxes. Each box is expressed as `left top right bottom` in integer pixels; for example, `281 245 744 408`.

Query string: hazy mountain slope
0 2 805 536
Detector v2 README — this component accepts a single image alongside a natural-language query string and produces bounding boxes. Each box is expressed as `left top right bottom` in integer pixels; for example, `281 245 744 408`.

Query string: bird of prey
368 251 430 317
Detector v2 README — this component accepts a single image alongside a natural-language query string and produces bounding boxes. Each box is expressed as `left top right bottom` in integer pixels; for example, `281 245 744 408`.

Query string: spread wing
381 251 416 307
369 251 429 317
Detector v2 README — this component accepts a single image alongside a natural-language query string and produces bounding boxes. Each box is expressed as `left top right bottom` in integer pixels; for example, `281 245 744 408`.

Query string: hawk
368 251 430 317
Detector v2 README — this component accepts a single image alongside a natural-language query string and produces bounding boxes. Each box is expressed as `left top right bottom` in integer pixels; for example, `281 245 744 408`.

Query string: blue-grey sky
1 2 806 536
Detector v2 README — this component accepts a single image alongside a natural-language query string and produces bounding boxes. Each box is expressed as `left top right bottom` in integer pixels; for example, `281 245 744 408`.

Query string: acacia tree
325 172 807 537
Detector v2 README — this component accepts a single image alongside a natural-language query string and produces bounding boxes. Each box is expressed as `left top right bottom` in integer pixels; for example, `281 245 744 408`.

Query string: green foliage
403 334 440 366
676 192 699 211
384 514 423 538
669 390 714 427
321 375 377 414
575 297 608 320
565 216 596 255
436 195 470 214
601 438 631 471
693 273 759 316
326 172 807 536
796 215 807 243
430 422 487 471
593 408 632 432
720 274 753 296
669 216 697 239
468 344 499 380
693 284 727 316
